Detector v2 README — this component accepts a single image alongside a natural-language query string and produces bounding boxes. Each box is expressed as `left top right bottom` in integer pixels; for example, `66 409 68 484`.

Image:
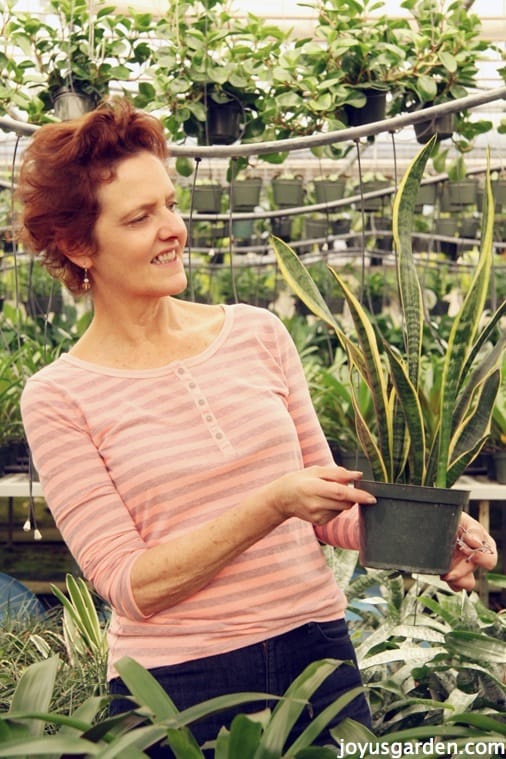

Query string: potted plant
229 176 263 212
293 0 412 126
5 0 152 122
271 174 305 209
142 0 288 158
312 175 347 205
390 0 494 150
273 137 506 574
191 180 224 214
303 215 329 243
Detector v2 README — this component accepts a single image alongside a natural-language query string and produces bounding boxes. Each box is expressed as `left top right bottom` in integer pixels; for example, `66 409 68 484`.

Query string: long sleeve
21 304 348 675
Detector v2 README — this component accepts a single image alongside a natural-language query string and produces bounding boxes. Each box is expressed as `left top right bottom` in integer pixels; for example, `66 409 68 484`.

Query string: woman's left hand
441 512 497 592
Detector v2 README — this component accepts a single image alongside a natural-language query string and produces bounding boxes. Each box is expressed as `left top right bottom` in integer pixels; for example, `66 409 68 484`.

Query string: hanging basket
313 177 346 204
230 178 262 211
358 480 468 574
414 108 455 145
344 88 387 127
204 99 243 145
304 216 329 240
447 179 479 208
191 183 223 214
272 177 305 209
54 89 95 121
270 216 293 241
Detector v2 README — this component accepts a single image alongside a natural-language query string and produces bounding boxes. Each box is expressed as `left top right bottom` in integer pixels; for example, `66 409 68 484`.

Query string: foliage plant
392 0 494 169
3 0 153 123
307 348 377 454
336 552 506 738
1 569 506 756
488 354 506 452
138 0 289 173
273 136 506 487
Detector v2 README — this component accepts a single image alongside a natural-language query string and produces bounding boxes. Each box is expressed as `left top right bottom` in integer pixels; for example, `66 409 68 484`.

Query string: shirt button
206 414 213 422
177 367 185 375
198 399 205 405
215 432 223 439
189 382 196 389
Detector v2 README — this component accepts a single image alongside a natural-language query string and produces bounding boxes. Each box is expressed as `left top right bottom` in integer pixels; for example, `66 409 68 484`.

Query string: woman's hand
441 512 497 592
267 465 376 526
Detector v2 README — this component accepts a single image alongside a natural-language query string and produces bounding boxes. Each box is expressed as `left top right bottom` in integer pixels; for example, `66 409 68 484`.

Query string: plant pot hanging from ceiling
414 106 455 145
203 98 244 145
313 177 346 205
344 88 387 127
53 88 95 121
230 178 262 211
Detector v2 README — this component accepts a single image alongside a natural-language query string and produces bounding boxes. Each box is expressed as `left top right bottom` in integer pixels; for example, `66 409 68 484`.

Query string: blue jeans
109 618 371 757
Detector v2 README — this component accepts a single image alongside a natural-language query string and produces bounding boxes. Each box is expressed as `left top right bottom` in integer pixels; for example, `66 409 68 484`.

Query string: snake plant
273 137 506 488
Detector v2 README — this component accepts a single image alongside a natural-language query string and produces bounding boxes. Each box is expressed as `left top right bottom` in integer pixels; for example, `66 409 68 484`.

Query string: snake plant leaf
446 370 501 484
326 268 393 478
392 136 435 387
271 235 390 478
436 153 499 487
270 236 339 332
382 341 426 484
453 329 506 433
459 300 506 384
353 388 388 481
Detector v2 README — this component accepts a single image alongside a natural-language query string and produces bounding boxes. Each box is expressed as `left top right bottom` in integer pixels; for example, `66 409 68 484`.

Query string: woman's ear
57 239 94 271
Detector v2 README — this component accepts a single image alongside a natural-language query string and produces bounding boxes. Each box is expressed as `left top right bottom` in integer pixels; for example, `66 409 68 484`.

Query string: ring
455 528 494 562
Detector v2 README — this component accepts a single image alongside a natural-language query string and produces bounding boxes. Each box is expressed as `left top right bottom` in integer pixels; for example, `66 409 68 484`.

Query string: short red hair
17 98 169 295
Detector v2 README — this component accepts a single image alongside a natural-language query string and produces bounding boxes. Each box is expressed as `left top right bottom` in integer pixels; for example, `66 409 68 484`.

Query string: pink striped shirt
21 304 359 678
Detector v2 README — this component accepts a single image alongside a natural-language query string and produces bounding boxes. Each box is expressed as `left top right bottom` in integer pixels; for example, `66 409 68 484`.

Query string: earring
82 267 91 292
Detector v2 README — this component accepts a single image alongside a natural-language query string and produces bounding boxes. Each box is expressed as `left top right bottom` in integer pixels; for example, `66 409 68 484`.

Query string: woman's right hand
266 465 376 526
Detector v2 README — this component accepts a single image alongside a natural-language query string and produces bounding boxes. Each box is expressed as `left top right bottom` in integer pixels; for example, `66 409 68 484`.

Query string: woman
18 99 496 755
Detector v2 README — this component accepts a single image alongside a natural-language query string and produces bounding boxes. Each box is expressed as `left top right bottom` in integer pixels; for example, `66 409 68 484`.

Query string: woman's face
89 151 188 300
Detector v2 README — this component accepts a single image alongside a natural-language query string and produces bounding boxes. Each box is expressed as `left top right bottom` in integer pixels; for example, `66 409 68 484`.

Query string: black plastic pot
358 480 468 574
345 88 387 126
205 99 243 145
414 109 455 145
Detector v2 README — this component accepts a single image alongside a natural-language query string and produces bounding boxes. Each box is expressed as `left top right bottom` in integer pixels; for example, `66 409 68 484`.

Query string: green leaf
114 657 180 722
271 236 339 331
439 50 457 72
228 713 264 758
8 656 59 737
287 686 366 754
254 658 341 757
445 630 506 664
0 735 101 756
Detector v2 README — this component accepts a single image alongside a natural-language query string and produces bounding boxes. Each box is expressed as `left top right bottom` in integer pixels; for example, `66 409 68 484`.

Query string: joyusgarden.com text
335 738 506 758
